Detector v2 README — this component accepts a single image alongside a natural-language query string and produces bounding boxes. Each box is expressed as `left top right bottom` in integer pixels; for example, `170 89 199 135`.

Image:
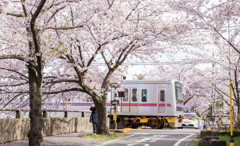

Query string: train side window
132 88 137 102
86 97 93 102
142 89 147 102
160 90 165 102
123 88 128 102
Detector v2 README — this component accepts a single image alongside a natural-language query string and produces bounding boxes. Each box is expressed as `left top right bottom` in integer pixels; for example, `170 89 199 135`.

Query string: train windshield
184 113 198 119
175 82 183 101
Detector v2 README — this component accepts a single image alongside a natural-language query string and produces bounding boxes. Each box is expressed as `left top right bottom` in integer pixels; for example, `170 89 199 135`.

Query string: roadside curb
138 126 151 129
122 128 132 133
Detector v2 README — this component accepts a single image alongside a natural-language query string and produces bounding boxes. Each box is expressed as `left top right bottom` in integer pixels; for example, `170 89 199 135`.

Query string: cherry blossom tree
171 0 240 111
3 0 231 140
156 1 240 126
0 0 191 141
41 0 189 134
0 0 85 145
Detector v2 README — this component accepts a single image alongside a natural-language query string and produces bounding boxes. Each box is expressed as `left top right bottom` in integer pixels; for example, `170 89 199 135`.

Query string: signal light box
118 91 125 97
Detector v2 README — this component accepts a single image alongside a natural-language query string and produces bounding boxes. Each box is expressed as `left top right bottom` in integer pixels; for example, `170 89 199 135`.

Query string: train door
158 88 166 113
121 88 130 113
130 88 138 113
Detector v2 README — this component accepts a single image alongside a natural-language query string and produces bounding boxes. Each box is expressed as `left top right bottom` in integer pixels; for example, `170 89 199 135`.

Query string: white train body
111 80 183 117
39 80 184 128
108 80 184 128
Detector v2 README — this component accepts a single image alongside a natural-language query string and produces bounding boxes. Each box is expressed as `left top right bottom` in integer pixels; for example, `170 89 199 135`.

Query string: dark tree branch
42 25 84 32
44 79 78 84
64 55 101 102
87 25 97 41
184 95 194 105
0 10 24 17
125 2 140 21
0 90 28 94
101 41 136 90
101 52 111 69
77 44 85 68
0 67 28 80
0 82 28 87
43 88 84 94
0 55 25 61
3 93 24 108
107 0 115 9
47 6 66 23
86 45 102 68
70 5 75 26
114 40 136 69
192 10 240 55
30 0 46 84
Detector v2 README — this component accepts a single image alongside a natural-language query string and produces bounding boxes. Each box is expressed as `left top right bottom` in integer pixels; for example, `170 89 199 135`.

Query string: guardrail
0 109 91 118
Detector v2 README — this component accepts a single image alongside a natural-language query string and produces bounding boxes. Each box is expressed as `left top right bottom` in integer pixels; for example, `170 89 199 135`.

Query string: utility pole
113 89 117 130
228 4 234 144
230 80 234 146
211 53 215 117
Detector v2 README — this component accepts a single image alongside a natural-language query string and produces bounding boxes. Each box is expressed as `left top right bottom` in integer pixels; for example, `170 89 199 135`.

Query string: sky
124 51 213 80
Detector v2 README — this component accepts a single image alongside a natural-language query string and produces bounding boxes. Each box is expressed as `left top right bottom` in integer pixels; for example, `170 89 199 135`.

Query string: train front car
108 80 184 129
170 81 184 128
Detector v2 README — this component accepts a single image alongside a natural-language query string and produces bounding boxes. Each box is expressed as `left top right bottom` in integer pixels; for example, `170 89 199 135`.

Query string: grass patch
84 131 122 140
108 130 122 137
220 128 240 132
189 138 201 146
219 136 240 146
189 136 240 146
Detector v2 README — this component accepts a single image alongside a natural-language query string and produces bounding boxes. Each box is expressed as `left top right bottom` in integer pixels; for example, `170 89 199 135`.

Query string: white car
182 113 202 129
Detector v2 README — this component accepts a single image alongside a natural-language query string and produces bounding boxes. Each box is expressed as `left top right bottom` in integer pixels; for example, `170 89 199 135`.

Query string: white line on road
137 137 151 143
149 138 163 143
133 132 197 135
97 135 134 146
133 133 150 135
149 135 167 142
127 143 149 146
173 134 195 146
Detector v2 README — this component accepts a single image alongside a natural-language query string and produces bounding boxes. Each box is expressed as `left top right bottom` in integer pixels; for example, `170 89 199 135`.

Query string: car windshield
184 113 197 118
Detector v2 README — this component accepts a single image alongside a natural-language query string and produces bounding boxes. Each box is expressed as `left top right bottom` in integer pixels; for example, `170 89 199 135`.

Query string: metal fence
0 108 91 118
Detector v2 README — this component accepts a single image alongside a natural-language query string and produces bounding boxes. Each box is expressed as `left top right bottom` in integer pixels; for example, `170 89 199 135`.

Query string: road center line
173 134 195 146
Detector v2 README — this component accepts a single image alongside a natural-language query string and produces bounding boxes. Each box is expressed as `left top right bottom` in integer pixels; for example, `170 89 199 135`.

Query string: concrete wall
0 117 94 144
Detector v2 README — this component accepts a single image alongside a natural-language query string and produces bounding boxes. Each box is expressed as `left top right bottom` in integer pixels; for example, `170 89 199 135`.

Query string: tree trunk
27 66 43 146
96 99 109 134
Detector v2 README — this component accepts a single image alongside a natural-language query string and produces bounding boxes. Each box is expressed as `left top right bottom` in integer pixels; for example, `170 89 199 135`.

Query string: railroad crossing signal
118 91 125 97
111 100 119 105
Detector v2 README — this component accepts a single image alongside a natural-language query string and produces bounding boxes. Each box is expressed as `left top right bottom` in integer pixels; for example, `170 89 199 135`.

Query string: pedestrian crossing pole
113 89 117 130
228 6 234 145
229 81 234 146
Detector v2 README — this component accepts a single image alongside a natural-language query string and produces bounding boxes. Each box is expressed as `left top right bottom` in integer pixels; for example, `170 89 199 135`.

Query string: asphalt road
1 128 199 146
98 128 199 146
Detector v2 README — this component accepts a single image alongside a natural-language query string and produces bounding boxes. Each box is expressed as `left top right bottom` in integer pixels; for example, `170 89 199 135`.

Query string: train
0 80 184 129
107 80 184 129
63 79 184 129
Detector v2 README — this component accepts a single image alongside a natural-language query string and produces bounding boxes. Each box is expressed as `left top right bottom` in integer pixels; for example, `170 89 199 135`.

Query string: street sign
111 100 119 105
